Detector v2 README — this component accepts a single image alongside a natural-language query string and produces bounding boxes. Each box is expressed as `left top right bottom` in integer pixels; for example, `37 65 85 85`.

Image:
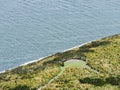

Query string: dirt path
85 65 100 74
48 67 65 84
38 59 100 90
38 67 65 90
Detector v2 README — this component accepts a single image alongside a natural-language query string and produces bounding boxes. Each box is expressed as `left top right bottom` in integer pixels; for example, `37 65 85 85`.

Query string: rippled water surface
0 0 120 71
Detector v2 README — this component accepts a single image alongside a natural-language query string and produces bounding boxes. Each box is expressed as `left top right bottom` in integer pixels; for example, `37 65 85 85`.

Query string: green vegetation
64 60 86 68
0 34 120 90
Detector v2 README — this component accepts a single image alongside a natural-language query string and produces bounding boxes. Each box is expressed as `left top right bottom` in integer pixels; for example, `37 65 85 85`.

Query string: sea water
0 0 120 72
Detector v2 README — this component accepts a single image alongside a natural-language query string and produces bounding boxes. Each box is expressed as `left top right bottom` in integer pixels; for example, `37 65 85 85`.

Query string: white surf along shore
0 40 96 74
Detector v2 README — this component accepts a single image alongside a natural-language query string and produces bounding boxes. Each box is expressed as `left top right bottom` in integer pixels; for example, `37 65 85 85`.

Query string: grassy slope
0 34 120 90
43 34 120 90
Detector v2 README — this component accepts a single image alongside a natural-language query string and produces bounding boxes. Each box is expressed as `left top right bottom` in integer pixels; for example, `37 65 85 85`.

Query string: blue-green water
0 0 120 71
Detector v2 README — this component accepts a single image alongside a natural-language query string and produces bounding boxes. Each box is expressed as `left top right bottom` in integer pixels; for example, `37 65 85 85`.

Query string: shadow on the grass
79 76 120 86
9 85 36 90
